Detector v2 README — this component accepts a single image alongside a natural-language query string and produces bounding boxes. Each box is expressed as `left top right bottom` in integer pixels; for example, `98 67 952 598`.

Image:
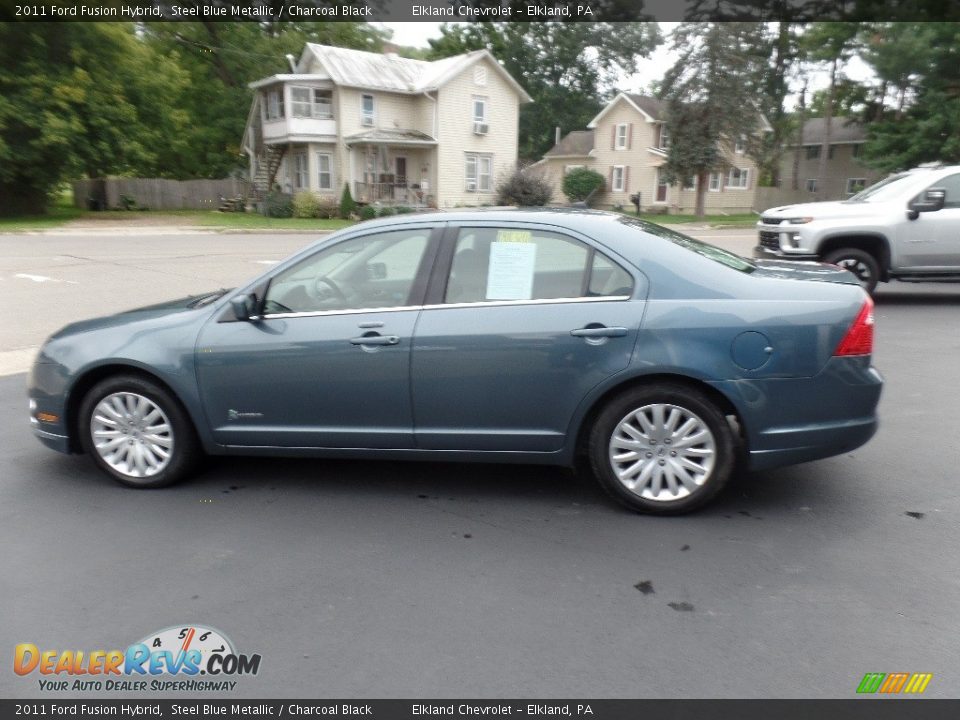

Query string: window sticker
496 229 532 243
486 241 537 300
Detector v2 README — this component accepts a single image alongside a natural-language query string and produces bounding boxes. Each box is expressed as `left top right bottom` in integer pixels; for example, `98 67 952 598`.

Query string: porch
346 129 437 208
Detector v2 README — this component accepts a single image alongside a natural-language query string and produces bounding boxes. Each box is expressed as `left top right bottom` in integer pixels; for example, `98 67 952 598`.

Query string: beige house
781 118 884 199
242 44 531 208
537 93 769 214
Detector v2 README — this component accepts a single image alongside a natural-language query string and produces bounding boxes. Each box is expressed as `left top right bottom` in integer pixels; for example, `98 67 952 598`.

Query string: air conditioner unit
362 116 374 127
466 181 477 191
473 122 489 135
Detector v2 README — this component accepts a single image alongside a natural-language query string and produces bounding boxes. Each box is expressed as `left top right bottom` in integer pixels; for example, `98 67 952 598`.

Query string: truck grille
760 217 784 225
759 231 780 250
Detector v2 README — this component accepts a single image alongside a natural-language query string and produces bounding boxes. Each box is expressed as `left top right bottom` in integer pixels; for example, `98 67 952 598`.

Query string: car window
264 229 430 314
618 217 756 273
444 228 631 303
923 173 960 208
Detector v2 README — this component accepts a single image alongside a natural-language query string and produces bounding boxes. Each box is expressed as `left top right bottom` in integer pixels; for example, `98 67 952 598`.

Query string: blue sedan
28 210 882 514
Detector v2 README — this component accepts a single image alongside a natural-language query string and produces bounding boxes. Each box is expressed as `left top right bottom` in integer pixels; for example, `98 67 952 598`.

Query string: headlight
787 217 814 224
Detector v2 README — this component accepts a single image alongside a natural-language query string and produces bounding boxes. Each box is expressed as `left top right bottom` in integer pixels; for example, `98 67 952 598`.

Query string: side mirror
229 294 260 322
907 187 946 219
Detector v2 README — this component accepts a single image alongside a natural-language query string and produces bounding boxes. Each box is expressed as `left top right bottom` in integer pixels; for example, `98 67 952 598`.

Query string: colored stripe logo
857 672 932 694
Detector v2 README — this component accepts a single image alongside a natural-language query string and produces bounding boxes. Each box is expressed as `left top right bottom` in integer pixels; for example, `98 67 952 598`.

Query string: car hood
48 289 230 340
760 201 869 220
752 260 860 285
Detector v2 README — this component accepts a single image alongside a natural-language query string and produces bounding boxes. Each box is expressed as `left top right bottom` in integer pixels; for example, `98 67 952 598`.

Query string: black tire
823 248 880 295
78 374 201 489
588 384 736 515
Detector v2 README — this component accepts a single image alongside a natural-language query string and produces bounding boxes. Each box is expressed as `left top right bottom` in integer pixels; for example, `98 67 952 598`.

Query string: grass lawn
191 212 355 231
0 203 86 232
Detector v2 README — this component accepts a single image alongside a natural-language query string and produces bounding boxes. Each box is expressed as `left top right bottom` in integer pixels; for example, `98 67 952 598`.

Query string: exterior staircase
251 145 287 200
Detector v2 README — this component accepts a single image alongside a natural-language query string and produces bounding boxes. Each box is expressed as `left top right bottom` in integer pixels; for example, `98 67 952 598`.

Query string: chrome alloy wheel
608 403 717 501
90 392 174 479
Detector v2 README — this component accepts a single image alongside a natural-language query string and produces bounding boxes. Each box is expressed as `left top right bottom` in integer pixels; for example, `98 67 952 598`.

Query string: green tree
658 23 768 217
857 23 960 171
0 23 187 215
428 22 661 161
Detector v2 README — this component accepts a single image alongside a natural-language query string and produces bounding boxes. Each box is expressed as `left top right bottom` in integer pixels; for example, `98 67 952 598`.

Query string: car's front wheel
588 384 736 514
824 248 880 295
78 374 201 488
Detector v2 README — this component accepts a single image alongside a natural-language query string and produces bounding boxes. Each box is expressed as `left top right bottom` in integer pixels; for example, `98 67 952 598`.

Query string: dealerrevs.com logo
14 625 261 692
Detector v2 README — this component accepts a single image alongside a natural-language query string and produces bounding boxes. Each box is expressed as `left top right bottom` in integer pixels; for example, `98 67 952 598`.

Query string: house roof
544 130 595 158
587 92 773 132
795 117 867 145
344 128 437 146
248 74 331 90
299 44 532 102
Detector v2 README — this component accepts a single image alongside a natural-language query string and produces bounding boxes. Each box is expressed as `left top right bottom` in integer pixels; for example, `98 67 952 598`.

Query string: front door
411 224 643 452
395 157 407 185
655 169 669 203
195 226 438 448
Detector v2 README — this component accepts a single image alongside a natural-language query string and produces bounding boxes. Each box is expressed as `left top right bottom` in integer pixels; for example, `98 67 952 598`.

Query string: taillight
834 296 874 356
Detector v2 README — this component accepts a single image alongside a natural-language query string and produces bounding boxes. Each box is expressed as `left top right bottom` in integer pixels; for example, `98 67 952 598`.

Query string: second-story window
473 96 488 134
291 87 332 119
658 125 670 150
361 94 375 126
615 124 628 150
265 88 284 121
734 135 746 154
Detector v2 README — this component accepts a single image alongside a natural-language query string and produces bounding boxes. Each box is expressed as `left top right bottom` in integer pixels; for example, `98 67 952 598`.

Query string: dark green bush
395 206 414 214
264 190 293 218
339 183 357 219
562 168 605 203
495 168 552 206
359 205 377 220
378 206 396 217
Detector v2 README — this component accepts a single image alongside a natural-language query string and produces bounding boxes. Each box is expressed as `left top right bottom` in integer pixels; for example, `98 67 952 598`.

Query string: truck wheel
824 248 880 295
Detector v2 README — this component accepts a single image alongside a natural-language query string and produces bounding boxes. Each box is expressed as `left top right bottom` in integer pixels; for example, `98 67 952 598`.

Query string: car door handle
350 334 400 346
570 326 628 338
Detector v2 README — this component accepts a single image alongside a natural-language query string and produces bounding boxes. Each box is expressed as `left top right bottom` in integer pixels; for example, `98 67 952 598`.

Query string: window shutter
609 166 614 189
611 125 616 150
628 123 633 150
625 166 630 193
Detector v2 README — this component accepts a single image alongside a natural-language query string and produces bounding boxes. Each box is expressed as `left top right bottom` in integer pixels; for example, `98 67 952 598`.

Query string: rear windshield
618 217 755 273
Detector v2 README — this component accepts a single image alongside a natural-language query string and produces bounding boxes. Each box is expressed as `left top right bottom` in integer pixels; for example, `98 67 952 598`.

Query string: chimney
555 127 561 146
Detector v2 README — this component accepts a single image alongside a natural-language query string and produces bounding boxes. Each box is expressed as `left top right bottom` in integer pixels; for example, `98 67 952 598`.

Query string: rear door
410 222 645 452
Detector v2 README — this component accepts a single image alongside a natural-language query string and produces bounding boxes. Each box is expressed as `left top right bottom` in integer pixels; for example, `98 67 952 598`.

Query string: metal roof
300 44 532 101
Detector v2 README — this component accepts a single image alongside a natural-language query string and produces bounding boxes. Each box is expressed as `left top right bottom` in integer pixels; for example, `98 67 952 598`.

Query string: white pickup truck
754 165 960 294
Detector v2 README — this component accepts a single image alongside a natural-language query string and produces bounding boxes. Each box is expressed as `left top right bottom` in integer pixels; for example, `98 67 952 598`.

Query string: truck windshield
848 173 912 202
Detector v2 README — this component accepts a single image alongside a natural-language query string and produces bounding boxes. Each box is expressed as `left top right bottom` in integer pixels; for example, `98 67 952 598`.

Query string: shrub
495 168 552 206
378 206 396 217
339 183 357 219
264 190 293 218
292 191 320 219
359 205 377 220
395 205 414 214
316 197 339 219
562 168 605 203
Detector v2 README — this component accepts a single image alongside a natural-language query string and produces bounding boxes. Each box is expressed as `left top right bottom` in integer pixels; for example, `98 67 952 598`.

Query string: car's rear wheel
588 385 735 514
824 248 880 295
78 374 201 488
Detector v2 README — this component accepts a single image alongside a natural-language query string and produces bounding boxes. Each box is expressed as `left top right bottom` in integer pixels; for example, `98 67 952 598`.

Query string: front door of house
655 169 668 203
395 157 407 185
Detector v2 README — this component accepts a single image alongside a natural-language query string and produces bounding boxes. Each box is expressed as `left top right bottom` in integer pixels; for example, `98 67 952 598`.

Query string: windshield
848 172 913 202
618 217 756 273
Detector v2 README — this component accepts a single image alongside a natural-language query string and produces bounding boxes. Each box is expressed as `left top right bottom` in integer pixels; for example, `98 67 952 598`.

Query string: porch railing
354 181 431 207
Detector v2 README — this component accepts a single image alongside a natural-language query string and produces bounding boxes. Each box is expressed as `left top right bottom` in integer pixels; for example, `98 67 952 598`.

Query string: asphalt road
2 229 959 699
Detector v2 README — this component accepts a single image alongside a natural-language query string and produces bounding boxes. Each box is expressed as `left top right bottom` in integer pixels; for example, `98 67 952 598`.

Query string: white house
242 44 531 208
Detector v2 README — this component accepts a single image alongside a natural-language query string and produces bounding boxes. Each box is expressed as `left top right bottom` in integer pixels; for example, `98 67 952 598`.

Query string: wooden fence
73 178 249 211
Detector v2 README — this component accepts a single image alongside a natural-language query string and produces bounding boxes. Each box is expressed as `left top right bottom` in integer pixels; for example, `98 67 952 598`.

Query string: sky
378 21 875 109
